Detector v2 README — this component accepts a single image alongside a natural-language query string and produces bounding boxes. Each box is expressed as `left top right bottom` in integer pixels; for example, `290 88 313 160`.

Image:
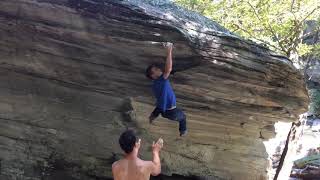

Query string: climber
112 129 164 180
145 42 187 136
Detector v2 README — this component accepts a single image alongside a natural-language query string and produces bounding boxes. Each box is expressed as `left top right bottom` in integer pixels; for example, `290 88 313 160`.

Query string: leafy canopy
174 0 320 63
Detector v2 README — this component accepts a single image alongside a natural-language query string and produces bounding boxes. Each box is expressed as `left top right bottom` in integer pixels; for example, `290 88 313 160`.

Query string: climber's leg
176 109 187 136
162 108 187 136
149 107 161 124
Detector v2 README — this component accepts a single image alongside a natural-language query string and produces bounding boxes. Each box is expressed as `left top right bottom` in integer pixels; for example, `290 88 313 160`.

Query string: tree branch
301 6 320 23
232 23 283 52
290 0 295 12
247 1 287 54
289 0 298 21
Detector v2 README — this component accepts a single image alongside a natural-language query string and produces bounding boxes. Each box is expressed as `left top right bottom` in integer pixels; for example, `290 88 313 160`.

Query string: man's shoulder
138 159 154 169
112 161 119 170
155 75 169 82
112 159 125 170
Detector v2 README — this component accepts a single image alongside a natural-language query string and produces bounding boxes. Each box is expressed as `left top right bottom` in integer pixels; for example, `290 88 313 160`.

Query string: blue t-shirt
152 75 176 111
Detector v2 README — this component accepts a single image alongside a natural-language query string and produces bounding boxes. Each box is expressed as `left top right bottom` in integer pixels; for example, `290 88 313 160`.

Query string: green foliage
298 43 314 57
310 44 320 58
309 89 320 115
174 0 320 62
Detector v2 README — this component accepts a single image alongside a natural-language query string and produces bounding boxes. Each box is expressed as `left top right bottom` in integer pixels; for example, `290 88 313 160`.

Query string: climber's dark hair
119 129 137 154
145 64 162 79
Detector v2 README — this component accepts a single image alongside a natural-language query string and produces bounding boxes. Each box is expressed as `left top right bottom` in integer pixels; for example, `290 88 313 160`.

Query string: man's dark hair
119 129 137 154
145 64 162 79
145 64 156 79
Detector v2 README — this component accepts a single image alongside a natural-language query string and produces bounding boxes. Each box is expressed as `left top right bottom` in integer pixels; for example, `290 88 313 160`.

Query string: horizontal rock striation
0 0 309 180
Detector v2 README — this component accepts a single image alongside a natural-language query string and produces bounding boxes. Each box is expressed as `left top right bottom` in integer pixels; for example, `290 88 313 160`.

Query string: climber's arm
163 42 173 79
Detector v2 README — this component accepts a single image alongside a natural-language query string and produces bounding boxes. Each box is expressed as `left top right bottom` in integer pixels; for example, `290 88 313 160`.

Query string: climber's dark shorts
151 107 187 133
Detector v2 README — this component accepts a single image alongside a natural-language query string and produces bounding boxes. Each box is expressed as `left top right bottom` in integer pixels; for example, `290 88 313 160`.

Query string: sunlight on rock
164 13 175 20
211 60 225 65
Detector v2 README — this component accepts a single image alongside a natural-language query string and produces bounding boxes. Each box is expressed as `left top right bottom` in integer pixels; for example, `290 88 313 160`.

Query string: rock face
304 20 320 89
0 0 309 180
303 21 320 116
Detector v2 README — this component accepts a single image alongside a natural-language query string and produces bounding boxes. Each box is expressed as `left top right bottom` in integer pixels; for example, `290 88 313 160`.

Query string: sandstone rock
0 0 309 180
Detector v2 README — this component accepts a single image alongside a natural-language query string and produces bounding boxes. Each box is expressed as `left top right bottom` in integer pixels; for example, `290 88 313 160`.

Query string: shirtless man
112 130 164 180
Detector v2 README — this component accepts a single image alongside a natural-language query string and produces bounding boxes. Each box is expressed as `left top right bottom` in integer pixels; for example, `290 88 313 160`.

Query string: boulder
0 0 309 180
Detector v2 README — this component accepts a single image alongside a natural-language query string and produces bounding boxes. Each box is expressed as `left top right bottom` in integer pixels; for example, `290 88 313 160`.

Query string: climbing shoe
180 130 187 137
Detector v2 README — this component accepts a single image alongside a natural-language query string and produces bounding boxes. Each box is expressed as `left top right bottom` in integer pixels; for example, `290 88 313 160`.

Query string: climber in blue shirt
145 42 187 136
